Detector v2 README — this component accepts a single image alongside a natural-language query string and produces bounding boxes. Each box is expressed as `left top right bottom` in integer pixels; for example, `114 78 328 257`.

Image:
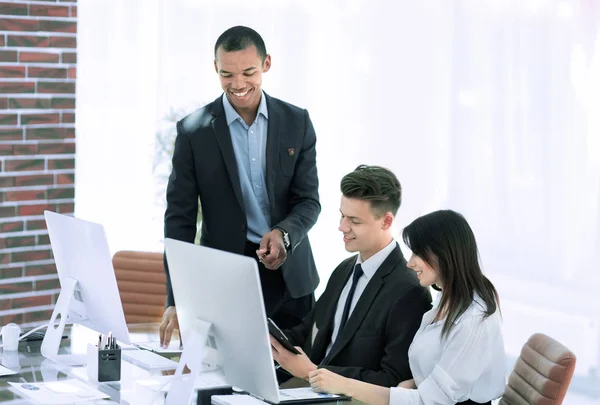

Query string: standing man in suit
159 26 321 347
270 165 431 387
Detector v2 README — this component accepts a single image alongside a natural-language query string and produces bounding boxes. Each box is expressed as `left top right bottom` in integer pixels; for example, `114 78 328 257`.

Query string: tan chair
500 333 576 405
112 251 166 324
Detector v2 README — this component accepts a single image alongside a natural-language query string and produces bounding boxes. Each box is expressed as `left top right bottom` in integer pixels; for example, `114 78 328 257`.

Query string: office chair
112 251 166 324
500 333 576 405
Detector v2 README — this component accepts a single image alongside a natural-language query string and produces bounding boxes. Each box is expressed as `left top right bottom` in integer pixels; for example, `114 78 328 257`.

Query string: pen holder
87 343 121 382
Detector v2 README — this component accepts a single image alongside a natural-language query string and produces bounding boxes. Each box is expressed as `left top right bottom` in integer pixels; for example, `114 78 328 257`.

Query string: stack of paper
8 379 109 404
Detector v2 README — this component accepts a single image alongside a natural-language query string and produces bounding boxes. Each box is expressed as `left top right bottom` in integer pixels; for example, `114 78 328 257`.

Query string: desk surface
0 324 364 405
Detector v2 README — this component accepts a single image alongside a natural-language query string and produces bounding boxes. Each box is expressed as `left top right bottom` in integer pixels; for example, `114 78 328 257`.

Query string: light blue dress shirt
222 92 271 244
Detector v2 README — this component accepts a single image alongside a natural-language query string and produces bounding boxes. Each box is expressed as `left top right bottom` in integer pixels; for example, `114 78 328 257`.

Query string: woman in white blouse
308 210 506 405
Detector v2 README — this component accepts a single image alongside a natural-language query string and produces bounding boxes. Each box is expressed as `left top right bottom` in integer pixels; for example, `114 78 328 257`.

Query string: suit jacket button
241 224 246 231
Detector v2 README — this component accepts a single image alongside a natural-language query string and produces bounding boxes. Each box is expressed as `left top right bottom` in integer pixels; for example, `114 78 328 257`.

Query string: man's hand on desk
270 335 316 380
159 306 181 348
257 230 287 270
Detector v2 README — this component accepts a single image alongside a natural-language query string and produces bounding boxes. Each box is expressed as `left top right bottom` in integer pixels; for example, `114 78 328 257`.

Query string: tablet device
267 318 301 355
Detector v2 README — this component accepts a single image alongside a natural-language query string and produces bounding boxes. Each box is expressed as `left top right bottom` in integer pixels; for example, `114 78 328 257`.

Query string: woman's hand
308 368 351 394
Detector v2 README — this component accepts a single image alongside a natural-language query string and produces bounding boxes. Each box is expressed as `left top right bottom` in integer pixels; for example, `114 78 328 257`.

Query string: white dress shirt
325 239 397 356
389 293 506 405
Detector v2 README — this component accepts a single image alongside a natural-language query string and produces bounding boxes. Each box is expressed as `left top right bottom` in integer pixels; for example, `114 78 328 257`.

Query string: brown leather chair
112 251 166 324
500 333 576 405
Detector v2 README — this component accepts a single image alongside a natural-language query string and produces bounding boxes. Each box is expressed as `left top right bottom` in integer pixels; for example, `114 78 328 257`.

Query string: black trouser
244 241 314 330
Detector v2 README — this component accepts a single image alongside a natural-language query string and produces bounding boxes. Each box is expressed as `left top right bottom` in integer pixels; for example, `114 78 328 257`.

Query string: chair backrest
112 250 166 324
500 333 576 405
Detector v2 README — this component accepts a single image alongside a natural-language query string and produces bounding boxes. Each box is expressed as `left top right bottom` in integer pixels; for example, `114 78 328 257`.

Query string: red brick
0 176 15 187
50 97 75 109
0 36 3 46
38 82 75 94
15 174 54 187
0 144 11 155
0 313 26 325
62 112 75 123
0 221 24 233
0 66 26 78
26 127 74 140
0 252 8 265
0 128 23 140
21 113 60 125
19 52 59 63
54 202 74 214
11 249 53 263
0 18 39 32
0 299 9 311
0 113 18 125
0 206 16 217
7 35 50 48
47 187 74 200
36 277 60 291
0 82 35 94
38 142 75 155
70 5 77 17
0 2 28 15
17 204 51 216
1 235 36 249
25 263 56 277
0 281 33 294
0 50 18 62
25 309 54 324
13 144 37 155
0 98 7 108
39 21 76 34
29 5 70 17
68 67 76 79
49 36 76 48
9 98 51 109
55 173 74 185
48 158 74 170
12 295 53 309
37 234 50 245
61 52 76 64
28 67 67 79
4 189 46 202
0 265 23 279
5 159 44 172
26 219 47 231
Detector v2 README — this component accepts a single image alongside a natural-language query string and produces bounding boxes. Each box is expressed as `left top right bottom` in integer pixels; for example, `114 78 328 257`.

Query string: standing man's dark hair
160 25 321 347
214 26 267 62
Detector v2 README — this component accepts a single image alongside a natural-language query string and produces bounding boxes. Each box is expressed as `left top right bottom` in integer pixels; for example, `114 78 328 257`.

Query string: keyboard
122 349 179 370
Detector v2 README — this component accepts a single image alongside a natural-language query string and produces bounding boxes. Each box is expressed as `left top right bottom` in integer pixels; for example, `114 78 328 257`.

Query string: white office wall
76 1 600 401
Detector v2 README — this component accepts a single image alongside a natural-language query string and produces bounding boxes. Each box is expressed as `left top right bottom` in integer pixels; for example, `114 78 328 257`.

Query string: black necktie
338 263 364 332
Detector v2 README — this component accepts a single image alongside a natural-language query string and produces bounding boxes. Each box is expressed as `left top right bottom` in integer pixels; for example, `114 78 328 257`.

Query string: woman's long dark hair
402 210 499 339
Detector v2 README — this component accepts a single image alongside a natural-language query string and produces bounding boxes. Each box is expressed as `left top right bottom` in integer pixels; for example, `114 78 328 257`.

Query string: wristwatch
276 228 291 251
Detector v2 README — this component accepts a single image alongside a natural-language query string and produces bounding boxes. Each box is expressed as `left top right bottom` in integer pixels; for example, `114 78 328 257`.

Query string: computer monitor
164 238 280 404
42 211 131 365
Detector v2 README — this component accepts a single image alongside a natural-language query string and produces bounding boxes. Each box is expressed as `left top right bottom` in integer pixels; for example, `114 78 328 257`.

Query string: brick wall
0 1 77 327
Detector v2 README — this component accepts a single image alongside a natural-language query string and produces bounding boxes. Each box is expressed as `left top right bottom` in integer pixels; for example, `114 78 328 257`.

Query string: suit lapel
324 245 403 364
211 95 244 211
310 259 356 364
264 93 279 215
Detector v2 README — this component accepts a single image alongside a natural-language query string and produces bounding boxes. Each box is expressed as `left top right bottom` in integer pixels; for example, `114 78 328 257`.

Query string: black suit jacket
164 93 321 307
285 244 432 387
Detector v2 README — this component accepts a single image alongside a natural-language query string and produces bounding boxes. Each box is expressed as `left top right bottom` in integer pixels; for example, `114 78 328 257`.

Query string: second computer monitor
164 238 280 404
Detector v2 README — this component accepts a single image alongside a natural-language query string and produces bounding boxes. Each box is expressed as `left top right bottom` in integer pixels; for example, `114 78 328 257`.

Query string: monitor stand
166 318 215 405
41 277 87 365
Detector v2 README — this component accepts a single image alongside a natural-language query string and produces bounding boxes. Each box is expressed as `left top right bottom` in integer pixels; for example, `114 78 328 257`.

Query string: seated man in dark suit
270 165 432 387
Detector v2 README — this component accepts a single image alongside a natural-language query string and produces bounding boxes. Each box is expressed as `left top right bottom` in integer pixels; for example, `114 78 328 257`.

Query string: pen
106 331 112 350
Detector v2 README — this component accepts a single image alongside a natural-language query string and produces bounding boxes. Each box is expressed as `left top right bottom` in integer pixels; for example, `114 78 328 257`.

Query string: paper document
0 364 17 376
134 340 183 354
9 379 109 404
136 369 229 392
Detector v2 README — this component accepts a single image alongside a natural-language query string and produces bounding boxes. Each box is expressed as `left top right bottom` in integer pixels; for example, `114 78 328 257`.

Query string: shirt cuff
389 387 421 405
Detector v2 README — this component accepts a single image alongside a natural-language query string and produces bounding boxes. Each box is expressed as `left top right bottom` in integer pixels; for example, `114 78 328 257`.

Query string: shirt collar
355 239 397 280
222 91 268 127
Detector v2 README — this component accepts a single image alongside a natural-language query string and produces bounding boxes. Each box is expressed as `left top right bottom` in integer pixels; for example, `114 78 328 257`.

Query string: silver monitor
164 238 280 404
42 211 131 365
